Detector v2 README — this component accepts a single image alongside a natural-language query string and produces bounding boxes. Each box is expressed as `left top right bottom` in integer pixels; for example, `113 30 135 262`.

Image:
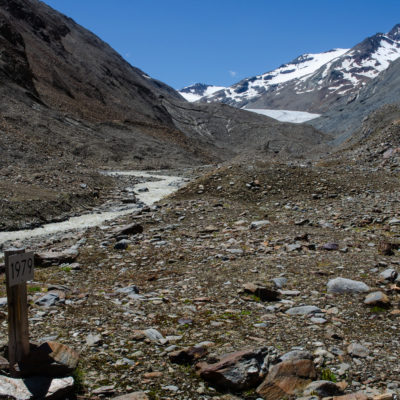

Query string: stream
0 171 187 247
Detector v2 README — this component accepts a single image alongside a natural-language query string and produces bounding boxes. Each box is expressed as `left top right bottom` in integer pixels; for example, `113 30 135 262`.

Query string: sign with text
7 252 34 287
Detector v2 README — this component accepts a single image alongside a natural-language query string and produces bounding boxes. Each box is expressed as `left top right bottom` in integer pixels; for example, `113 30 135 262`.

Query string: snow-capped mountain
179 83 226 102
198 24 400 114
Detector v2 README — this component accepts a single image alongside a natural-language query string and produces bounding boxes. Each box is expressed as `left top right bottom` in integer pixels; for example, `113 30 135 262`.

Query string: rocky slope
199 24 400 114
310 57 400 143
1 143 399 398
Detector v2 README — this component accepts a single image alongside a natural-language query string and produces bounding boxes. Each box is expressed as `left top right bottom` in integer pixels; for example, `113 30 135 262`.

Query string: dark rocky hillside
311 57 400 143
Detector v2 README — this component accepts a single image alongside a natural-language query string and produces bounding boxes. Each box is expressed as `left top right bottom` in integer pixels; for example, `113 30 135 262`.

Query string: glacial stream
0 171 187 246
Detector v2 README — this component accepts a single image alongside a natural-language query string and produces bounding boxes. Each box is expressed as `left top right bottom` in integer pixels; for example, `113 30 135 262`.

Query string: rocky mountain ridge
190 24 400 115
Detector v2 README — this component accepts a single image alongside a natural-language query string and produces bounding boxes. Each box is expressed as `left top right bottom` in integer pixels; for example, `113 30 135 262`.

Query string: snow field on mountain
245 108 321 123
180 85 225 102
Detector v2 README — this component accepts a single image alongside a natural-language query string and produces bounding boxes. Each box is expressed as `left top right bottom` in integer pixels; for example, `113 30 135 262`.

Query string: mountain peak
388 23 400 41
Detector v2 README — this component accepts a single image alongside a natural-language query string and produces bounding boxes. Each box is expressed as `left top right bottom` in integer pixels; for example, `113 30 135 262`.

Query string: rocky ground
0 150 399 399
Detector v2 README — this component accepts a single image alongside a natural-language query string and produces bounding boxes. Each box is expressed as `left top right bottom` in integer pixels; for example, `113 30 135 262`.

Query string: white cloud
229 70 237 77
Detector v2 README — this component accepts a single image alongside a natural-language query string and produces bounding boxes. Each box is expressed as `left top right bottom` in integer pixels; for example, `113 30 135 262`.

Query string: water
0 171 185 246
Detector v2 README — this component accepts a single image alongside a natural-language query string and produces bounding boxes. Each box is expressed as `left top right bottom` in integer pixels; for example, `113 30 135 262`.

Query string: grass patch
320 367 337 383
27 286 41 293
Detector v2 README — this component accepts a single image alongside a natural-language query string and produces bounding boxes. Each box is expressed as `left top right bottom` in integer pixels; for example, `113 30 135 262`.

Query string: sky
42 0 400 90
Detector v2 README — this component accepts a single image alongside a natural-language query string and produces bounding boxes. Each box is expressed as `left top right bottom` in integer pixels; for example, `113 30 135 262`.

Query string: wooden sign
5 248 32 376
7 252 34 287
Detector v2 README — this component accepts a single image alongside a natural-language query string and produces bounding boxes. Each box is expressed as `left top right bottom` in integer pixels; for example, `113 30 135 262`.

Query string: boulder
256 359 317 400
327 278 370 294
34 251 78 267
0 375 74 399
196 347 278 391
20 341 79 377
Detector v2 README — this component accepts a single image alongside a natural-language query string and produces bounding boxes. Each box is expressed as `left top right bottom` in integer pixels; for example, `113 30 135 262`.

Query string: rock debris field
0 158 400 400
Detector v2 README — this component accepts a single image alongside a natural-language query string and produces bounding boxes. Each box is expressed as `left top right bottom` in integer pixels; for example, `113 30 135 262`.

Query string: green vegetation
320 367 337 383
27 286 41 293
72 366 86 393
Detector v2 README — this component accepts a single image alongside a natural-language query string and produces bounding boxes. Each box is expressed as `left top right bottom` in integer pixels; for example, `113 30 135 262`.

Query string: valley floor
0 159 400 399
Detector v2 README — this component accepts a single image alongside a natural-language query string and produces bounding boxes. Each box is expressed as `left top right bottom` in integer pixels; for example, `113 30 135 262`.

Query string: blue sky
43 0 400 90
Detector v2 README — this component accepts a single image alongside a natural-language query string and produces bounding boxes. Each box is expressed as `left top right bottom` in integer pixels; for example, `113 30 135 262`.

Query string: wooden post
5 248 31 376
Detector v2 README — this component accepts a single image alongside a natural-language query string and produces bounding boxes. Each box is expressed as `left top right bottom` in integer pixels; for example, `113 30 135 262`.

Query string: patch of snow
245 109 321 123
180 85 225 102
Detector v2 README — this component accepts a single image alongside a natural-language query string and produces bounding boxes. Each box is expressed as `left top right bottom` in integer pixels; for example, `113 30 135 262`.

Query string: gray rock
144 328 164 342
310 317 327 324
364 291 390 306
271 277 287 288
379 268 398 282
250 220 270 229
322 242 339 251
115 285 139 295
280 350 312 362
389 218 400 225
285 306 321 315
163 385 179 392
347 343 369 358
0 375 74 399
86 333 102 347
34 292 60 308
0 297 7 307
286 243 302 252
327 277 370 294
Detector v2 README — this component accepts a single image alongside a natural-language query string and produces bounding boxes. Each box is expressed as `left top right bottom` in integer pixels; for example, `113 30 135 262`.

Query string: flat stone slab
285 306 321 315
34 250 78 267
0 375 74 399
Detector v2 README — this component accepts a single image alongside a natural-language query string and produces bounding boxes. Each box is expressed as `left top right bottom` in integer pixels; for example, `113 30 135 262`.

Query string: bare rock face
256 359 317 400
196 347 278 391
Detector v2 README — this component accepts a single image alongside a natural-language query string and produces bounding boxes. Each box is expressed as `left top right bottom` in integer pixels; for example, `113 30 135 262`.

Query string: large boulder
327 278 370 294
20 341 79 377
196 347 278 391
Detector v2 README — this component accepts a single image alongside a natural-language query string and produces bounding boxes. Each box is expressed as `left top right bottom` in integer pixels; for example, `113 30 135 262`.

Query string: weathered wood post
5 248 34 376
